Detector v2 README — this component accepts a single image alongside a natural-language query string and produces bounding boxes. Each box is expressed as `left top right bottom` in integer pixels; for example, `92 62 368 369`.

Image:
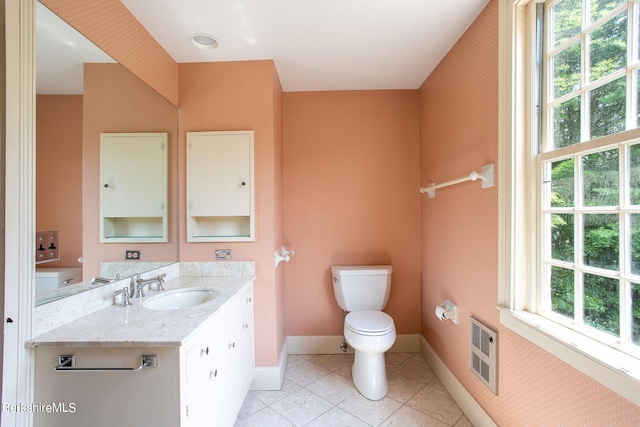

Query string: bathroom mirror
35 2 179 305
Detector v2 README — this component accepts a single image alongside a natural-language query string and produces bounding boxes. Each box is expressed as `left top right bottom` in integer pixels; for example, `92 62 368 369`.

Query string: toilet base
352 351 388 400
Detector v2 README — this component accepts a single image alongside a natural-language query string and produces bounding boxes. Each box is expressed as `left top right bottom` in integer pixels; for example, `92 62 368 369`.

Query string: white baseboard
420 336 497 427
287 334 421 354
250 341 288 391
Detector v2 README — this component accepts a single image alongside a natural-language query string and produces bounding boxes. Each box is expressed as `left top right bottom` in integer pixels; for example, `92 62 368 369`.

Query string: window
540 0 640 358
499 0 640 405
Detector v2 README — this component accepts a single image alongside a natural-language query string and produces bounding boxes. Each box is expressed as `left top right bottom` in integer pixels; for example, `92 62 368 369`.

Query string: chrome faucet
133 273 166 298
92 276 115 285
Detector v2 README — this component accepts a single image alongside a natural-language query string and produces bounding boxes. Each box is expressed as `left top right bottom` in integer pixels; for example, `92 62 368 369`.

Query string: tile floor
235 353 473 427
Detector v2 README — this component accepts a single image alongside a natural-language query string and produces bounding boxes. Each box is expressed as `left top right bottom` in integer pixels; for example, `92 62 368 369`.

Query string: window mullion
620 143 632 344
575 153 585 325
627 1 637 130
581 27 590 143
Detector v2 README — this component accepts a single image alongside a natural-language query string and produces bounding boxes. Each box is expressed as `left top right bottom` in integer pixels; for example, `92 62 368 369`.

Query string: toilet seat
345 311 395 336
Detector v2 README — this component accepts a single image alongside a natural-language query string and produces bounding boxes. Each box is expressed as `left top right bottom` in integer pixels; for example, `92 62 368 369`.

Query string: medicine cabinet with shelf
100 132 168 242
186 131 255 242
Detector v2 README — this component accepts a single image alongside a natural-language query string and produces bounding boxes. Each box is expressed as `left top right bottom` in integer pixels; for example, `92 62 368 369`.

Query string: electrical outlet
125 250 141 260
215 249 231 260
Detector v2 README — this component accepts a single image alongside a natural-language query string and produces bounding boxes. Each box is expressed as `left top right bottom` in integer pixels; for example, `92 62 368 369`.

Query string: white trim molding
500 308 640 407
2 0 35 426
251 341 288 391
420 336 497 427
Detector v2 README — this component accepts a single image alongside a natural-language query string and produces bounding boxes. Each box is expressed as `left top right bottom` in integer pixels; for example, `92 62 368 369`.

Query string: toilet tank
331 265 392 311
35 267 82 294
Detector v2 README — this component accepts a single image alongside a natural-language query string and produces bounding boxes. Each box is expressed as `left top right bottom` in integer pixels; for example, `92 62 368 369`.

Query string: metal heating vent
469 317 498 395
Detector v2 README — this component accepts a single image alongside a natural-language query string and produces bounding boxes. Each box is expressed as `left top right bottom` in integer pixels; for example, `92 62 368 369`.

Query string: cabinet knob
241 181 246 186
229 342 235 349
200 347 209 356
209 369 217 379
243 323 249 329
246 297 252 303
103 183 109 188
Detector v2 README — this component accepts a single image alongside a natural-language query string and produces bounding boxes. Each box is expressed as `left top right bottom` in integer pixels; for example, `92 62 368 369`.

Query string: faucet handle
114 287 131 307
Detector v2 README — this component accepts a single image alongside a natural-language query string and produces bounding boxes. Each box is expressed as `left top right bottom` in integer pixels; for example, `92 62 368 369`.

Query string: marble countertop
26 276 254 348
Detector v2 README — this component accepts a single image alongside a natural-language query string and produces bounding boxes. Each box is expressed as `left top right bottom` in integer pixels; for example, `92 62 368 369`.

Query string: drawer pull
55 354 158 372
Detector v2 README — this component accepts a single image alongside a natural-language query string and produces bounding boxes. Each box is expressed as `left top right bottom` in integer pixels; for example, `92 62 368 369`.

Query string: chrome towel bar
54 354 158 372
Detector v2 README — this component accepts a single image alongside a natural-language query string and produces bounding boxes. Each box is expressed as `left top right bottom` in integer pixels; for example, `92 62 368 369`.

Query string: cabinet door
207 309 234 426
188 132 252 217
239 286 255 393
185 341 213 426
100 133 168 242
100 133 167 217
185 316 229 427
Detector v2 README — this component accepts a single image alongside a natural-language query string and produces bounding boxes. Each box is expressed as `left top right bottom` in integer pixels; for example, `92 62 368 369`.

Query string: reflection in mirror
35 2 178 305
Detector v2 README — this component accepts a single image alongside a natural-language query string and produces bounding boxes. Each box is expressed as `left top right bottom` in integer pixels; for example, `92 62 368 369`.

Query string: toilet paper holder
275 246 295 268
435 300 458 324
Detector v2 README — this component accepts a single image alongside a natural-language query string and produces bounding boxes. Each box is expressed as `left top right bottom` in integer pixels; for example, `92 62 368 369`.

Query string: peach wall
82 63 178 280
178 60 285 366
273 70 287 357
419 0 640 424
41 0 178 106
283 91 421 336
36 95 83 268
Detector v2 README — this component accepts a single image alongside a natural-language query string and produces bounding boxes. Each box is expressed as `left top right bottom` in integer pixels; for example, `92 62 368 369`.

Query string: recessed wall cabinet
187 131 254 242
100 133 168 242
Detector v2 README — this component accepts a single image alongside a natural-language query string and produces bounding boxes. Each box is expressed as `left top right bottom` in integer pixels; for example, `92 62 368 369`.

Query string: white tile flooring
235 353 473 427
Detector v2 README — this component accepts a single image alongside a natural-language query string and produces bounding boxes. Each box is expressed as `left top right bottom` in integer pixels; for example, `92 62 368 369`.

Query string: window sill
498 307 640 406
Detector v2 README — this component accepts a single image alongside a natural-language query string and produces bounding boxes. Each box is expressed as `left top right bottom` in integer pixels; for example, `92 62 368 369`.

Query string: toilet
331 265 396 400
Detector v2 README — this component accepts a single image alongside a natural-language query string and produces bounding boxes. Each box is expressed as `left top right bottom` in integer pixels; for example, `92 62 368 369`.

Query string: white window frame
498 0 640 406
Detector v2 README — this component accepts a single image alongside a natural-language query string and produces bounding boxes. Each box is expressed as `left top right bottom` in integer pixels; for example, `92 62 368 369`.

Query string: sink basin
143 288 219 310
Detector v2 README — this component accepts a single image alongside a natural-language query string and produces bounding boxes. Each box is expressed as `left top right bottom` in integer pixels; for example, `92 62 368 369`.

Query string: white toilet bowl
344 310 396 400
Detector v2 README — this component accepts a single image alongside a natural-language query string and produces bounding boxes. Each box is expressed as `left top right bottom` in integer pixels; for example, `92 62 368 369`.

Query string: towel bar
54 354 158 372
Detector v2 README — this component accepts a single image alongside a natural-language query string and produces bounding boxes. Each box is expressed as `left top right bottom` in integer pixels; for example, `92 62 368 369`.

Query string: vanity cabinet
33 281 254 427
184 284 254 426
186 131 254 242
100 132 168 242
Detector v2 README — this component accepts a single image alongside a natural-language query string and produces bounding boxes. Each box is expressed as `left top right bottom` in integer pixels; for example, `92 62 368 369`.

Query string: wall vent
469 317 498 395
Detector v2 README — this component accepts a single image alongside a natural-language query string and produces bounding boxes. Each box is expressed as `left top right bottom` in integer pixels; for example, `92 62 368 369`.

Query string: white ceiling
119 0 490 92
37 0 490 94
36 2 115 95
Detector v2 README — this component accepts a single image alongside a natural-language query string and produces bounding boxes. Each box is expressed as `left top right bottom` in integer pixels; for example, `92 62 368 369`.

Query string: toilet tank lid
331 265 392 275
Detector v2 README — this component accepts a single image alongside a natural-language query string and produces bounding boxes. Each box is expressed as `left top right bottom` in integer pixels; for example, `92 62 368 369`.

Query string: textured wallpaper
283 90 421 336
36 95 83 268
82 63 178 280
419 0 640 424
178 60 285 366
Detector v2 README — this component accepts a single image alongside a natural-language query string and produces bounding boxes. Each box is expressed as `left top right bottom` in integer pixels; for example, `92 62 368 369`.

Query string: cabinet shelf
102 216 166 242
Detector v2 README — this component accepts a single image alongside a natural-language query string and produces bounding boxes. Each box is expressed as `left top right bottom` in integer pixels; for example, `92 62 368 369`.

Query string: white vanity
27 273 254 427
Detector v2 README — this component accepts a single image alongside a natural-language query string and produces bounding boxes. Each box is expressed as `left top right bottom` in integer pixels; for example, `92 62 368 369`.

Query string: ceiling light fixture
189 33 219 50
